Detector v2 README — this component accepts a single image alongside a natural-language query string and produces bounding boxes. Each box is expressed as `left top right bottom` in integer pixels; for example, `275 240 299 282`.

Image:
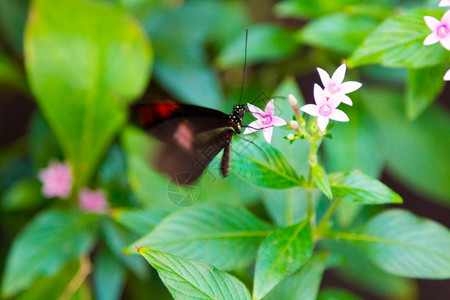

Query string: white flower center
319 104 332 117
437 24 449 38
262 114 272 125
328 82 340 94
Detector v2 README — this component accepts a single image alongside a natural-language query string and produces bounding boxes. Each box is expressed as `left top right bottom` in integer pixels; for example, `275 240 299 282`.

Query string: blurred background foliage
0 0 449 299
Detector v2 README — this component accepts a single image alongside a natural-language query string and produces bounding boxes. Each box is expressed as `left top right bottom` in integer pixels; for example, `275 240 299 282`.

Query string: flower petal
423 32 440 45
441 10 450 25
327 95 342 109
444 69 450 81
439 0 450 7
265 99 274 116
243 120 262 134
271 116 287 126
313 84 327 105
424 16 440 31
300 104 319 116
317 67 331 87
247 103 265 119
341 81 362 94
329 108 349 122
331 64 346 84
440 36 450 50
263 126 273 144
339 94 353 106
317 116 329 132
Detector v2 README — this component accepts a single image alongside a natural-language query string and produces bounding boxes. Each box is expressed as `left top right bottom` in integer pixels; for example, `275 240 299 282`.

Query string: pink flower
423 11 450 50
444 69 450 81
79 188 108 213
317 64 362 106
38 160 72 199
300 84 349 132
244 99 287 143
439 0 450 7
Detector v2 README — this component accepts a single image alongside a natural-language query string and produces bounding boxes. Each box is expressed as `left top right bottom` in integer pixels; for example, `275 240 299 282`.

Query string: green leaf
362 89 450 205
265 252 328 300
1 210 98 297
93 247 126 300
0 50 27 92
406 65 447 120
329 171 403 205
216 24 300 69
263 188 308 227
126 203 272 271
112 207 169 236
275 0 362 19
300 13 377 54
25 0 152 186
0 0 28 54
138 248 251 300
1 178 46 212
318 288 363 300
312 164 332 199
272 76 304 105
348 9 448 68
232 139 304 189
335 209 450 278
253 220 313 299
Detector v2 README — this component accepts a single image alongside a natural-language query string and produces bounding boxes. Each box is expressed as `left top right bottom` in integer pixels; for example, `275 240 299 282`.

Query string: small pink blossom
439 0 450 7
444 69 450 81
38 160 72 199
79 188 108 213
423 11 450 50
244 99 287 143
300 84 349 132
316 64 362 106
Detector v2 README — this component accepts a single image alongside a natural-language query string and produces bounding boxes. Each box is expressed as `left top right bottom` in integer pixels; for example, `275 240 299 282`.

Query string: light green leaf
25 0 152 186
126 203 272 271
265 252 328 300
263 188 308 227
362 89 450 205
93 247 126 300
232 139 304 189
138 248 251 300
216 24 300 69
253 220 313 299
300 13 377 54
1 210 98 297
318 288 363 300
335 209 450 278
329 171 403 205
272 76 304 105
112 207 169 236
1 178 46 212
348 9 448 68
406 65 447 120
275 0 362 19
312 164 332 199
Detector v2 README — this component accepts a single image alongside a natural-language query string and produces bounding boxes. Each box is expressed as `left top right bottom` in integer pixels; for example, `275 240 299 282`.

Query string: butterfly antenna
239 28 249 105
235 135 270 162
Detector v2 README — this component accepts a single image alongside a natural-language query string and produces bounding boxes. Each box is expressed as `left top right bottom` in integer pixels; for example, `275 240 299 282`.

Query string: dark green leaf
94 247 126 300
112 207 169 236
275 0 362 19
0 0 28 54
406 65 447 120
265 253 328 300
348 9 448 68
25 0 152 185
0 50 27 92
126 203 272 271
1 210 98 297
318 288 363 300
312 164 332 199
1 178 46 212
138 248 251 300
329 171 402 204
253 220 313 299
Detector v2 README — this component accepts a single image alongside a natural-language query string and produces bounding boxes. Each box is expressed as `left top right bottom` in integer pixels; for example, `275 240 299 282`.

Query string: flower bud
287 133 295 140
288 94 301 118
289 120 299 132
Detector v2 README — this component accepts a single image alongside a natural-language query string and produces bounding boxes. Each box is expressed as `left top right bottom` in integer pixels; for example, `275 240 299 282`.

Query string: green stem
306 189 315 229
315 197 342 238
285 189 294 226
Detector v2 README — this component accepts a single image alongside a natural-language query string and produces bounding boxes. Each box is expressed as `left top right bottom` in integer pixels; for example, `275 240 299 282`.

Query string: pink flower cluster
38 160 108 213
297 64 362 132
424 2 450 80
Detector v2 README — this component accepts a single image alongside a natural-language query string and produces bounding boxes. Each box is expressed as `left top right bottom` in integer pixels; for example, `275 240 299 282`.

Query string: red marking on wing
138 101 180 125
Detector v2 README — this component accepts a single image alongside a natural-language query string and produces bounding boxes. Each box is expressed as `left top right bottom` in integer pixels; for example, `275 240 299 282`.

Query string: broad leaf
318 288 363 300
0 0 28 54
138 248 251 300
348 9 448 68
312 164 332 199
1 178 45 212
112 207 169 236
265 252 328 300
329 171 402 205
232 139 304 189
275 0 362 18
126 203 272 271
25 0 152 186
1 210 98 297
335 209 450 278
253 220 313 299
406 65 447 120
93 247 126 300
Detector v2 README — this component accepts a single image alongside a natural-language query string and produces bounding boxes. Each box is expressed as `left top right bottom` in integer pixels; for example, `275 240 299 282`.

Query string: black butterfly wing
133 101 232 185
